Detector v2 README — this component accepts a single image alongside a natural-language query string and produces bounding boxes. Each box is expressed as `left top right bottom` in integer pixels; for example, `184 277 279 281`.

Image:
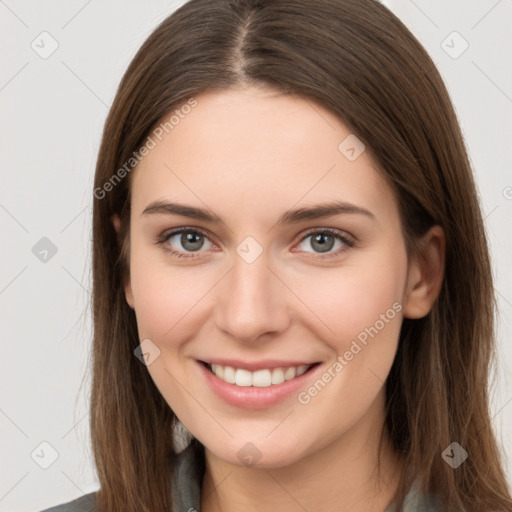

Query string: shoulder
39 491 97 512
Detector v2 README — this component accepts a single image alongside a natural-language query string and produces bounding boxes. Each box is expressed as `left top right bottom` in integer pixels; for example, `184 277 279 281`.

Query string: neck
200 393 402 512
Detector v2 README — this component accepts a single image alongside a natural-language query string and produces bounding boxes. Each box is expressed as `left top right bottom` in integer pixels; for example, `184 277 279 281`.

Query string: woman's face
122 86 416 468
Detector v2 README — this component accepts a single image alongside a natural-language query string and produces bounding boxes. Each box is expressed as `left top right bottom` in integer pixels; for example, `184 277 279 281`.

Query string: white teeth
235 369 252 386
208 363 313 387
271 368 285 385
211 364 223 379
223 366 236 384
296 364 309 376
284 367 296 380
252 369 272 387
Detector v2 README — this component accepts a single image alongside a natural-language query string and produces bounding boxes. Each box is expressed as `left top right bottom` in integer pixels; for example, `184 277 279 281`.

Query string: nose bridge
214 240 289 342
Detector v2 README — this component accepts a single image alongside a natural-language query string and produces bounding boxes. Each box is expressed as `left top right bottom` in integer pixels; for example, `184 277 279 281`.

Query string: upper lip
199 358 320 371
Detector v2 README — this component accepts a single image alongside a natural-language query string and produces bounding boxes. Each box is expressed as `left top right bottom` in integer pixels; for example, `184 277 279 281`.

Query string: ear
111 213 134 309
403 225 445 319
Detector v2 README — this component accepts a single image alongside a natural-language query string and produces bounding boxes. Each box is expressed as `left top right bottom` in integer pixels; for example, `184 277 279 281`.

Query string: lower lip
197 360 321 409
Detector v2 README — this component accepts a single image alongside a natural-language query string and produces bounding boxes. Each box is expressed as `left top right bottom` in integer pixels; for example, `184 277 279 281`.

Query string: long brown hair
90 0 512 510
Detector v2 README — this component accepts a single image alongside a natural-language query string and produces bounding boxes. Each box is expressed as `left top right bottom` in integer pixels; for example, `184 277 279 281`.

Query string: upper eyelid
162 226 216 245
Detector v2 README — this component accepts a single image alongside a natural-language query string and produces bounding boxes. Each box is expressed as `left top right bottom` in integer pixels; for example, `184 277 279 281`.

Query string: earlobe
124 280 135 310
403 225 445 319
111 213 122 246
111 213 135 310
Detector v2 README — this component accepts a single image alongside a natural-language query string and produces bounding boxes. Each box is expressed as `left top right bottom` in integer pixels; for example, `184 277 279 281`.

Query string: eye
156 226 355 260
293 228 355 259
157 228 215 258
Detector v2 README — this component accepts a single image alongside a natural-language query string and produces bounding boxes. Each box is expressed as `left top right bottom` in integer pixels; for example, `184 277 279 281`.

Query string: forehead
130 86 399 227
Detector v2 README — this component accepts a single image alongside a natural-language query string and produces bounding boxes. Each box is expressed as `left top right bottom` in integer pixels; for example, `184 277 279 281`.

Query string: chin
202 434 310 469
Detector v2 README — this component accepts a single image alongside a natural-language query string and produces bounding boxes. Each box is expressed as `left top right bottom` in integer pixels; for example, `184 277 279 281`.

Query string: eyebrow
141 200 375 225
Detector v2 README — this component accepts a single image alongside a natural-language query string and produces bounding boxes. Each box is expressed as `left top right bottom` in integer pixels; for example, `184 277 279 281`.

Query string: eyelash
155 226 356 260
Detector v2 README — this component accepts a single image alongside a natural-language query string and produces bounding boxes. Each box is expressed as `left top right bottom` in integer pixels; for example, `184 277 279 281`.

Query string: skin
113 85 445 512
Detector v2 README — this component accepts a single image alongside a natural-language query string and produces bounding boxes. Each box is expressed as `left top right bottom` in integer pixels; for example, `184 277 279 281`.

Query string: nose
213 248 291 344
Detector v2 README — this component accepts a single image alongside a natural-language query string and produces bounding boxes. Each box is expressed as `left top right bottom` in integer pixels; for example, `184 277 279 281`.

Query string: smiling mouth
200 361 321 387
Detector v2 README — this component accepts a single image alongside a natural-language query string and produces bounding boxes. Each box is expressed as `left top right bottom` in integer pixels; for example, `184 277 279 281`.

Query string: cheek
288 254 407 349
291 261 405 432
129 248 216 344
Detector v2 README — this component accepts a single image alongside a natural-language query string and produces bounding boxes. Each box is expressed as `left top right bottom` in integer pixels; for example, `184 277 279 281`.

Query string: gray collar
171 439 204 512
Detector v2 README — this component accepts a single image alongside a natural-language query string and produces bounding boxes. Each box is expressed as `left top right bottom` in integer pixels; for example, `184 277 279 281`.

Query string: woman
42 0 512 510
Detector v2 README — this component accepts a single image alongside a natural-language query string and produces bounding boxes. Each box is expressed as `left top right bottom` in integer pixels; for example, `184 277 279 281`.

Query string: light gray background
0 1 511 511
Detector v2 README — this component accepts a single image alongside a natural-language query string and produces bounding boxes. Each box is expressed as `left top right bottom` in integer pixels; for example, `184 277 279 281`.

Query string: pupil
182 232 203 251
312 233 334 253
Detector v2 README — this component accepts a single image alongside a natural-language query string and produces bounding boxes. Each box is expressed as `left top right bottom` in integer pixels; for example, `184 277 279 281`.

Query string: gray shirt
40 440 442 511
